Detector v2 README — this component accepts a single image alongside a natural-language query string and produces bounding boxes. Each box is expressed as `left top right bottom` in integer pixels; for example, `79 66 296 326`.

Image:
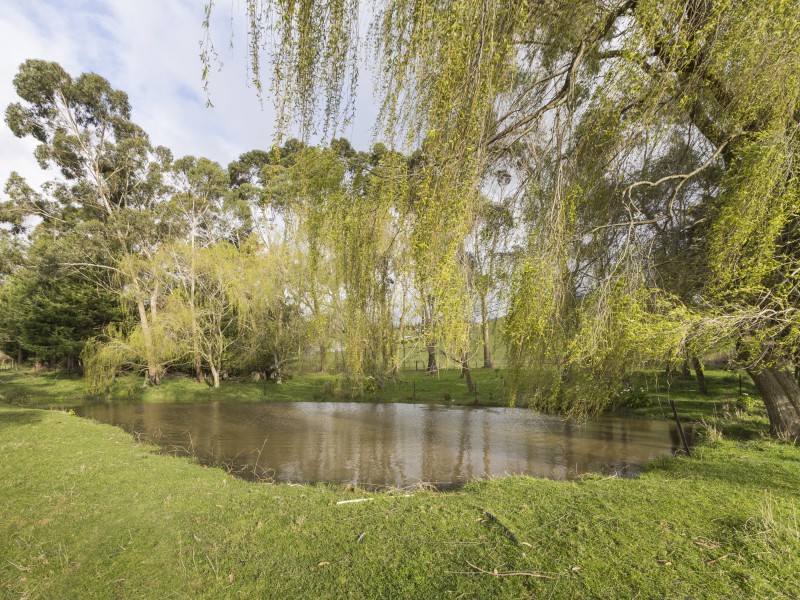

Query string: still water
75 402 692 487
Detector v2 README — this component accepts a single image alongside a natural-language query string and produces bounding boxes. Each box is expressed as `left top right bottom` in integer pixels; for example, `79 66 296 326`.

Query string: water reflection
76 402 693 487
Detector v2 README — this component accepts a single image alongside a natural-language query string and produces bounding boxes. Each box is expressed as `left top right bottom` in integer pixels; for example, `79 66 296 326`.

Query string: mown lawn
1 404 798 598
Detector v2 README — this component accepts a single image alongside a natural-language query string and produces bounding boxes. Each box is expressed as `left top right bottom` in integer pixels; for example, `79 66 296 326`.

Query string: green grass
0 367 513 407
1 365 751 407
611 369 767 438
1 405 798 598
0 370 88 404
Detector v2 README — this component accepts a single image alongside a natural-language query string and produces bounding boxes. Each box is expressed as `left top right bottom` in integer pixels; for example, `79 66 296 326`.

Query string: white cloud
0 0 381 194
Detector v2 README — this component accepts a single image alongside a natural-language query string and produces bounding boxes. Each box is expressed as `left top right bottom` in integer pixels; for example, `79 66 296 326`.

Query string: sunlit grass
0 405 798 598
1 363 798 597
0 366 767 438
0 367 512 407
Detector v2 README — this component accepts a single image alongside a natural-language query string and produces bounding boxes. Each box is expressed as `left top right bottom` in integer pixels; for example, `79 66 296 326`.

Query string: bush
697 419 724 447
612 391 652 410
322 375 343 398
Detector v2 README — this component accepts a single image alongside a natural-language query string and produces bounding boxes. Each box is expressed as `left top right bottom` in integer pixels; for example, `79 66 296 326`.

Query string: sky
0 0 380 188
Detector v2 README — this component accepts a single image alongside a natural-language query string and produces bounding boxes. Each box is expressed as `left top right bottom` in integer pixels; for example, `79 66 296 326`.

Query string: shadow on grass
0 372 87 407
0 408 45 429
647 440 800 495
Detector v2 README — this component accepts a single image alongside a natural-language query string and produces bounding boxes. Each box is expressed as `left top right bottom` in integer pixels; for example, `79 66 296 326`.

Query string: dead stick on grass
467 561 555 579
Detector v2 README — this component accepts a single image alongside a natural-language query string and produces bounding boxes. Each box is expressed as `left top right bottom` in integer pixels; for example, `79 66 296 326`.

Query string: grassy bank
1 404 798 598
0 367 515 407
0 366 759 414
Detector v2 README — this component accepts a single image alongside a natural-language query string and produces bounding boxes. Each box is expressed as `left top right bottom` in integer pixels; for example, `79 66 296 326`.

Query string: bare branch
582 136 734 238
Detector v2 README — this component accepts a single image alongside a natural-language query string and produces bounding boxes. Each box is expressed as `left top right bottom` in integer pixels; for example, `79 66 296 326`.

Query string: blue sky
0 0 380 188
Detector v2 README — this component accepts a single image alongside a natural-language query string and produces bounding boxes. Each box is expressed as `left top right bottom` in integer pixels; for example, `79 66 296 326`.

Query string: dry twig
466 561 555 579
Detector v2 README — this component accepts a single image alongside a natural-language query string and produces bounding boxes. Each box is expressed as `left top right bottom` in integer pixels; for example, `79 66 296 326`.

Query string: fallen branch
336 493 413 505
467 562 555 579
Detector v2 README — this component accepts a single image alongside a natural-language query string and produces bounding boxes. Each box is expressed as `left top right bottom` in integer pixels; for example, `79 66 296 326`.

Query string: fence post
669 399 691 456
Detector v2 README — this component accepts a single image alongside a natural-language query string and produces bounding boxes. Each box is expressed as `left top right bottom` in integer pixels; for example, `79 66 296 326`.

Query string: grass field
0 367 513 407
1 404 798 598
1 367 798 598
0 365 758 413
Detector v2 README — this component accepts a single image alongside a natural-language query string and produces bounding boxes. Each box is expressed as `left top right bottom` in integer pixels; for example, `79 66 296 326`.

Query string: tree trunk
480 293 493 368
426 344 438 373
17 347 23 370
194 355 204 384
149 284 160 385
461 352 476 393
692 355 708 395
210 364 220 388
319 343 328 373
149 286 161 384
747 366 800 438
189 222 202 383
136 298 159 386
681 357 691 379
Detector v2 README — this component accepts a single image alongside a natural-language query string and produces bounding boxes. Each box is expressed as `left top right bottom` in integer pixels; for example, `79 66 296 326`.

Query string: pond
75 402 693 488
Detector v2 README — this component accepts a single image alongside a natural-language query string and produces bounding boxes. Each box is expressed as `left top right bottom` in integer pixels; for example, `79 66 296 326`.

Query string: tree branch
582 136 734 237
488 0 635 148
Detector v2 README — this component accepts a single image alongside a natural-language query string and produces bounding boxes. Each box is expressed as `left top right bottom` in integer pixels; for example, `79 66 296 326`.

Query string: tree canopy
2 0 799 436
205 0 800 433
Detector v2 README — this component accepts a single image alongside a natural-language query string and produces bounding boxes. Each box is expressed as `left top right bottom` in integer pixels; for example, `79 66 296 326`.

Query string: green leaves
11 59 71 105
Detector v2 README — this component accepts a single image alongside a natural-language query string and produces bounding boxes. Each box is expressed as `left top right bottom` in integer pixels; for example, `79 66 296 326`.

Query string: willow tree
166 243 246 388
285 140 412 382
210 0 800 435
545 0 800 434
469 193 515 369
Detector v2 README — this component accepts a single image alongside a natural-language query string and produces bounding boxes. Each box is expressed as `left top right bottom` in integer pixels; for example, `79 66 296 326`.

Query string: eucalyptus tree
0 233 22 282
5 59 175 385
0 165 119 371
166 155 245 382
212 0 800 435
0 210 27 365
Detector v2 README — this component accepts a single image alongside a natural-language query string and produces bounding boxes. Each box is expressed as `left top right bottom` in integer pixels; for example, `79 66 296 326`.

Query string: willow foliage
209 0 800 412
